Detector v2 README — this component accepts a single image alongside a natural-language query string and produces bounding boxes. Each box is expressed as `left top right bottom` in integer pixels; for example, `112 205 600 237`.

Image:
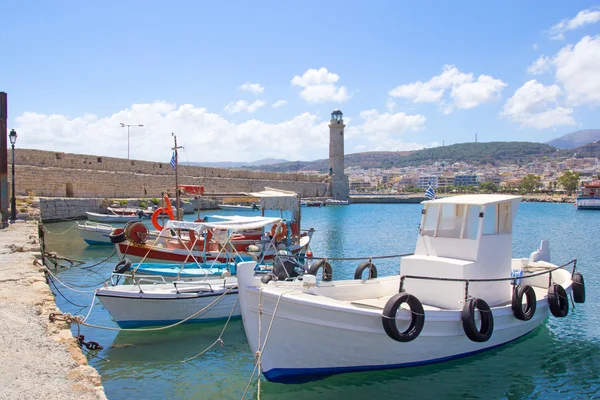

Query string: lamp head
120 123 125 127
9 129 17 145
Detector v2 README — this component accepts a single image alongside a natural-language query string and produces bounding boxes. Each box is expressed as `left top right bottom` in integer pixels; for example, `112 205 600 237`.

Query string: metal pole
172 133 181 221
10 143 15 222
0 92 7 228
127 125 130 160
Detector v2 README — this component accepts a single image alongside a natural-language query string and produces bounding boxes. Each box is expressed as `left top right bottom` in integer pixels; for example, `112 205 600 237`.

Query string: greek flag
170 152 177 170
425 184 435 200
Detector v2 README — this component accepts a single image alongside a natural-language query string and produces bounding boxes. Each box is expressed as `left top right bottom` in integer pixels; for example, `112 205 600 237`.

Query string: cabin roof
424 194 521 206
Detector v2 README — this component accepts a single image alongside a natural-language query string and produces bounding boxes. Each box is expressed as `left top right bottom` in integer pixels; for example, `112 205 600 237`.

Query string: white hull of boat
96 275 246 328
86 212 143 223
575 198 600 210
77 222 114 245
237 264 573 383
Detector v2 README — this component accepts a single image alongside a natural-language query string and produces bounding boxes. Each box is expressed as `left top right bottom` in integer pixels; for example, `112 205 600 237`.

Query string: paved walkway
0 222 106 400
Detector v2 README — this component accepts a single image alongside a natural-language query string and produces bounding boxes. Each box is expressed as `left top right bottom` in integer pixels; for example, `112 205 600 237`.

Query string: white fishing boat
219 204 260 211
77 221 159 245
237 194 585 382
85 211 144 223
575 180 600 210
325 198 350 205
96 273 250 328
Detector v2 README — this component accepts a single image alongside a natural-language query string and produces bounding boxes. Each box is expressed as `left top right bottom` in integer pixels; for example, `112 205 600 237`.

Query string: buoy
306 250 313 258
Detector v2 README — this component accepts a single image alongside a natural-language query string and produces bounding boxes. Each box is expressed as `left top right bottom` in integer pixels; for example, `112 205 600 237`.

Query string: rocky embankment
0 222 106 400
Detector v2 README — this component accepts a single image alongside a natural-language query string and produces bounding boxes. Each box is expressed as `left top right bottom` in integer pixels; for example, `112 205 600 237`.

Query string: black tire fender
307 260 333 281
354 262 377 280
261 273 277 284
381 292 425 342
511 284 537 321
548 284 569 317
109 231 126 244
113 258 132 274
572 273 585 304
462 298 494 342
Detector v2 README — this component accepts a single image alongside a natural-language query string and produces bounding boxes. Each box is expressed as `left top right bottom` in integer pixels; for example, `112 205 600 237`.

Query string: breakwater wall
350 195 427 204
9 149 329 198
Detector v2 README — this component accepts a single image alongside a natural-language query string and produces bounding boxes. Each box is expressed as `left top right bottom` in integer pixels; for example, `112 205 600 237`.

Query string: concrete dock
0 222 106 400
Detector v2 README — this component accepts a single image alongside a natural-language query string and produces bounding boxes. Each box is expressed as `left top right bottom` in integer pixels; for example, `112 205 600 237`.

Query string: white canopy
164 216 282 233
248 188 299 213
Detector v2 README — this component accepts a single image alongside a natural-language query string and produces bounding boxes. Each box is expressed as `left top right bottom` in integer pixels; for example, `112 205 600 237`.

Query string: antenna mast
172 133 183 221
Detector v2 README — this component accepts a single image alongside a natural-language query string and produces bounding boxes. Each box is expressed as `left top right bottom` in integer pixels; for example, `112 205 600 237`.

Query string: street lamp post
9 129 17 223
120 123 144 159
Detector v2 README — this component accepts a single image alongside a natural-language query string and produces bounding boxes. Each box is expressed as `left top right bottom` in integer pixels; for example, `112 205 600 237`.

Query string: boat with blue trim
575 180 600 210
236 194 585 383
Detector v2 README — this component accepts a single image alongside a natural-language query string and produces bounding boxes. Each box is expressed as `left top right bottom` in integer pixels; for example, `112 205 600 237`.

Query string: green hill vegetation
245 142 564 173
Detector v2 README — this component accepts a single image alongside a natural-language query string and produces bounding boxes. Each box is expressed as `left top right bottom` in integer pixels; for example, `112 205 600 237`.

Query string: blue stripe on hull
262 329 536 383
116 315 241 329
83 239 112 245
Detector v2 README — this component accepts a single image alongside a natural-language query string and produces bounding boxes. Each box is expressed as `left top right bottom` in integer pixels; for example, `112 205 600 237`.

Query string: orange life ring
151 207 175 230
271 223 288 241
163 195 175 218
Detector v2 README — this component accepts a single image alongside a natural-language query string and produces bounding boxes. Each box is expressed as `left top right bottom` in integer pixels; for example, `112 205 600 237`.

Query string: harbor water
43 202 599 399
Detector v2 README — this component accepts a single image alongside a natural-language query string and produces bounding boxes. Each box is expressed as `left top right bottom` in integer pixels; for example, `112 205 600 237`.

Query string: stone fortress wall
10 149 330 199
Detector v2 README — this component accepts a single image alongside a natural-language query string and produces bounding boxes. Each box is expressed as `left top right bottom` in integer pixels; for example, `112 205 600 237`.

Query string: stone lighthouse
328 109 349 200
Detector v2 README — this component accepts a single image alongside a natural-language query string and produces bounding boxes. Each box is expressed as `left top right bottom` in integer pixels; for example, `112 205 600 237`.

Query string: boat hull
96 278 242 328
237 266 573 383
576 198 600 210
86 212 143 223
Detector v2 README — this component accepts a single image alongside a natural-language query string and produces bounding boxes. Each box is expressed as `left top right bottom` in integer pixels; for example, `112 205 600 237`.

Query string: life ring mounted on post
151 196 175 231
271 223 288 241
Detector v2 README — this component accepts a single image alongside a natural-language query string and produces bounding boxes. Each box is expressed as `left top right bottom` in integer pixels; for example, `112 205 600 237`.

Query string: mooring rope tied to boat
44 267 101 294
46 273 92 308
182 295 240 363
81 250 118 270
242 287 297 400
41 222 78 235
295 252 414 262
55 284 239 333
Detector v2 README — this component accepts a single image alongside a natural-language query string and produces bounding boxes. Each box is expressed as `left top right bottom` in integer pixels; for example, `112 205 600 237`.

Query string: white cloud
549 8 600 40
14 102 434 163
527 55 551 75
291 67 350 103
501 80 575 129
553 35 600 107
238 82 265 94
532 43 539 51
389 65 506 113
15 101 332 162
272 100 287 108
224 99 265 114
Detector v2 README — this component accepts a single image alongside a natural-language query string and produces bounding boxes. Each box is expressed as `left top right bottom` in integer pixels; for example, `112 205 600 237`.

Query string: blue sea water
43 202 600 400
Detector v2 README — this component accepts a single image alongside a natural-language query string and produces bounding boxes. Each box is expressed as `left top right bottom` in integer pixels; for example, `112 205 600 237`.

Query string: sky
2 1 600 164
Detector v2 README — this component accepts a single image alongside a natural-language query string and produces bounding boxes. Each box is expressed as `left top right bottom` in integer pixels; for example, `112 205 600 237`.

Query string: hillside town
339 155 598 194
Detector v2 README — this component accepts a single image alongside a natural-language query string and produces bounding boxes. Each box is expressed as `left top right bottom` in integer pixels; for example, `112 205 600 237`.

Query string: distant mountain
244 142 559 173
182 158 288 168
546 129 600 149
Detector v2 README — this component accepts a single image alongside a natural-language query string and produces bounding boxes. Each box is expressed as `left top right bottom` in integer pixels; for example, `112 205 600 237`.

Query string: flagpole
172 133 182 221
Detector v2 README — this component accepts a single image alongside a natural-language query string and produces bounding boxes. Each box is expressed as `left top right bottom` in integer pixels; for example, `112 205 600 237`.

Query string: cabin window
463 205 481 240
421 204 439 236
437 203 464 238
483 204 498 235
498 202 512 233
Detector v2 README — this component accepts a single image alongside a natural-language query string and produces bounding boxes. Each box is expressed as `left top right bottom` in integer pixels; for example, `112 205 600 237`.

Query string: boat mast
172 133 183 221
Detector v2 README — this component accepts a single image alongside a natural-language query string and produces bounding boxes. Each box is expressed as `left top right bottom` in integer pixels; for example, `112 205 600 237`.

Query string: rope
81 250 117 270
296 252 414 262
70 284 239 332
46 272 90 308
242 287 297 399
182 295 239 362
44 267 98 294
42 222 78 235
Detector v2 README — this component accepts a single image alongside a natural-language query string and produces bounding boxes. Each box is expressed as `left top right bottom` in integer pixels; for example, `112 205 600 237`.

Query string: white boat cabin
400 195 521 309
